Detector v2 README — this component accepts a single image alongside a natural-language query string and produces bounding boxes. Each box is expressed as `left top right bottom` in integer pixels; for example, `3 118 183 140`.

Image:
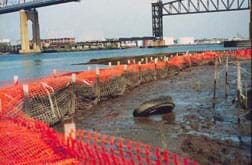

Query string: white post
145 57 148 64
117 61 120 66
53 69 57 77
124 64 128 71
87 66 91 71
95 66 100 103
64 118 76 143
108 62 112 68
23 85 30 114
127 60 131 65
13 75 19 85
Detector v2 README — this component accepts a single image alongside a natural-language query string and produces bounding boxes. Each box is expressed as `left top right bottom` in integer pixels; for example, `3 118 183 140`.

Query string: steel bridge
0 0 79 54
152 0 251 40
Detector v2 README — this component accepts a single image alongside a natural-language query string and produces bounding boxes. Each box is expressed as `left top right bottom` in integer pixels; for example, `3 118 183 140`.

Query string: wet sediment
55 59 251 164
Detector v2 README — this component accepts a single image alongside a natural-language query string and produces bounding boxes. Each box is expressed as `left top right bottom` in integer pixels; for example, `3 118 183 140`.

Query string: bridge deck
0 0 79 15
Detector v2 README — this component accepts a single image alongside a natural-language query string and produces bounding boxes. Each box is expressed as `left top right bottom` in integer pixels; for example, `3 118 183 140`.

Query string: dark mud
54 60 251 164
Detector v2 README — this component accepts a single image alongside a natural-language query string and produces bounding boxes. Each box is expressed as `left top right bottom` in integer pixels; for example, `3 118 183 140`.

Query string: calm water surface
0 44 239 83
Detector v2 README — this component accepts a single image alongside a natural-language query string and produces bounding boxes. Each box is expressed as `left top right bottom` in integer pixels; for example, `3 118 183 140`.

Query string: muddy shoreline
54 60 251 164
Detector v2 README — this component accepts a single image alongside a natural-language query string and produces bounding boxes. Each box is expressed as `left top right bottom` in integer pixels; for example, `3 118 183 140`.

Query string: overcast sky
0 0 250 41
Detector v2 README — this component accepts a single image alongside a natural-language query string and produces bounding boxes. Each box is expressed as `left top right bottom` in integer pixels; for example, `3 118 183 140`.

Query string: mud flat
73 51 220 65
54 60 251 164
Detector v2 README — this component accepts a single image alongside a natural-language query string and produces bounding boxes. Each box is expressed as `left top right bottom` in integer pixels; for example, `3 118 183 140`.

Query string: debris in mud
133 96 175 117
181 134 251 165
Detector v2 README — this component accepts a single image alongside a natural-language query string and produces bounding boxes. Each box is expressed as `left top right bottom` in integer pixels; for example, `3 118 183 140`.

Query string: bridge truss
152 0 251 39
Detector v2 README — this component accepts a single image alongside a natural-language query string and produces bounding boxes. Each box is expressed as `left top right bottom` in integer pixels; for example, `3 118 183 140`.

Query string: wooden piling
225 57 229 98
213 60 218 109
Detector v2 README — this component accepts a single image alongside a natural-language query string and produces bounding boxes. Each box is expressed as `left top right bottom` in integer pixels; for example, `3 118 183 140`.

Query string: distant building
178 37 194 45
41 38 75 47
0 39 11 45
163 37 174 45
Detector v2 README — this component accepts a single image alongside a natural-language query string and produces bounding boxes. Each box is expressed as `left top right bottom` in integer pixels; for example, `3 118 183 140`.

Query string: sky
0 0 250 41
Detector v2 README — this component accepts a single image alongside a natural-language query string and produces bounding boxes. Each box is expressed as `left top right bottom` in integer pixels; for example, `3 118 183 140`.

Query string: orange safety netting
0 48 251 164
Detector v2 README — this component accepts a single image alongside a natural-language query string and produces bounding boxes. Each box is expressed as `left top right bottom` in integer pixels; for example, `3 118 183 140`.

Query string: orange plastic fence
0 49 251 164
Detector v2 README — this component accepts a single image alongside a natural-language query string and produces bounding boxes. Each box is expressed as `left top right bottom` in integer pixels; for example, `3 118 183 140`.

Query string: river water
0 44 240 83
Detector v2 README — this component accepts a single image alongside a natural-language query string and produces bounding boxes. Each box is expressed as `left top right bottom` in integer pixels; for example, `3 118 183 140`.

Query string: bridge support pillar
19 9 41 54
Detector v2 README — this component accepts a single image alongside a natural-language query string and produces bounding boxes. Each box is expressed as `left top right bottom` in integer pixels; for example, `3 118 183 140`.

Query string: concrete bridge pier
19 9 41 54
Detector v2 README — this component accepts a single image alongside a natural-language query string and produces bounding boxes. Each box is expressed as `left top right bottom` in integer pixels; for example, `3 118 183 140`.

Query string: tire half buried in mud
133 96 175 117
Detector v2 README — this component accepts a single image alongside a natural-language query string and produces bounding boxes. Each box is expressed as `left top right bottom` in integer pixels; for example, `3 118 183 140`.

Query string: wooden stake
145 57 148 64
225 57 229 98
70 73 76 114
64 117 76 144
23 85 31 114
237 61 241 124
213 60 218 109
138 61 142 84
124 64 128 72
95 66 101 103
127 60 130 65
154 58 158 80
